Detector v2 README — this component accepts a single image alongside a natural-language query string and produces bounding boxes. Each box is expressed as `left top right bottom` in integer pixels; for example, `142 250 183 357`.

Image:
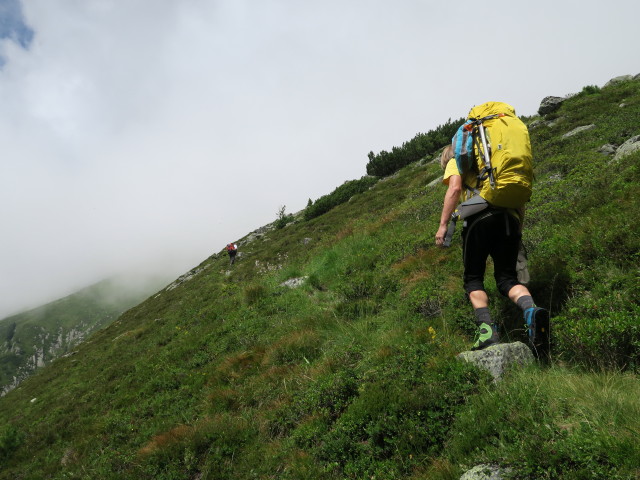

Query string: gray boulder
598 144 617 156
613 135 640 162
538 96 564 115
427 176 443 189
604 75 633 87
563 124 596 138
634 73 640 81
457 342 534 382
460 464 512 480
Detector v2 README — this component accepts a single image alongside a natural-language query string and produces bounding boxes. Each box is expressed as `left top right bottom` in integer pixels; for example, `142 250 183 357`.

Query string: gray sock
517 295 535 311
474 307 492 325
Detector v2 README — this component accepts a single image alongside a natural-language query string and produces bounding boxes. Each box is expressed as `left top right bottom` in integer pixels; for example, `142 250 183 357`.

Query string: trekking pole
477 122 495 188
442 213 459 248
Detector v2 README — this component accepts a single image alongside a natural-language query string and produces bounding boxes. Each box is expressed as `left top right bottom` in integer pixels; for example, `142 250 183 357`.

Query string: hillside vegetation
1 79 639 479
0 275 168 396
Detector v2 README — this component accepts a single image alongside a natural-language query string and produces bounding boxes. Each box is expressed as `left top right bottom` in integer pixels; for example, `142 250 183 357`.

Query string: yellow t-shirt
442 158 477 203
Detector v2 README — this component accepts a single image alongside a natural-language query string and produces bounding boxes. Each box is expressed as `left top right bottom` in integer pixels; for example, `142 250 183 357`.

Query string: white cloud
0 0 639 317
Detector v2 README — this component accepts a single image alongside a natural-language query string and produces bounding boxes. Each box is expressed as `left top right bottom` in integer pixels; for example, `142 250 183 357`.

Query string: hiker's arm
435 175 462 246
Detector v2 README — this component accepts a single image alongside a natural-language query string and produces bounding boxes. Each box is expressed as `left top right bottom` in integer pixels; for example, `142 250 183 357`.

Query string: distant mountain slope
0 275 169 395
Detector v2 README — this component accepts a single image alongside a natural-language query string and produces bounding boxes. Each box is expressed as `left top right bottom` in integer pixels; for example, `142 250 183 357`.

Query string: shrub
312 359 482 478
365 117 463 177
274 205 295 230
0 426 22 462
304 176 379 220
243 283 268 306
580 84 601 96
553 294 640 370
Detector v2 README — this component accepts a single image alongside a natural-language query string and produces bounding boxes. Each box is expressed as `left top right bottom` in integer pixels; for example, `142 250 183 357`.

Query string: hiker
226 243 238 265
435 102 549 354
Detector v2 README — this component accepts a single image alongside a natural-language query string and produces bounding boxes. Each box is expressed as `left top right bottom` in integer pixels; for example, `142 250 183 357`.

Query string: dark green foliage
304 175 378 220
365 117 463 177
579 84 601 96
0 426 22 462
313 357 482 478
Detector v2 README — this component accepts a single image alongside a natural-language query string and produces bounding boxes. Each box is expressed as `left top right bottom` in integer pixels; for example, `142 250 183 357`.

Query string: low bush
304 176 379 220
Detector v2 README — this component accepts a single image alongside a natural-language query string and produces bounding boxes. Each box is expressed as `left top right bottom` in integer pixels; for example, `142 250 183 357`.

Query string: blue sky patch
0 0 34 49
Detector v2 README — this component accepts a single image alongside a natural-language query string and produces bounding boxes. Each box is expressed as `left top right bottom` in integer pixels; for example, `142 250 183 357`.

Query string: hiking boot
524 307 550 355
471 322 500 351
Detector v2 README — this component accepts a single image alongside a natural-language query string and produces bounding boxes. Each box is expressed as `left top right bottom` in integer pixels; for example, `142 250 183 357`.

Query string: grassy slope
0 81 639 479
0 276 170 393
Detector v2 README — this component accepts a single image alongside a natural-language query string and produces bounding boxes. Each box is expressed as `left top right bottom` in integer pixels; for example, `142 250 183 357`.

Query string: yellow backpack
462 101 533 209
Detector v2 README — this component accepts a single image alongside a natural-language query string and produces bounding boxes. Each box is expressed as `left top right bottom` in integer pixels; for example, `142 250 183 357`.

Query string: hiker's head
440 144 454 170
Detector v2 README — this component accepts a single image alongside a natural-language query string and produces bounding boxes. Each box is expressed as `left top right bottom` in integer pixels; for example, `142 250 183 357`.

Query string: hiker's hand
435 225 448 246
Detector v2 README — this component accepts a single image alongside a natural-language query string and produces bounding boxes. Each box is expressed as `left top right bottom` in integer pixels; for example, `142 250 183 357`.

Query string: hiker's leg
491 213 522 298
493 223 549 353
469 290 489 309
471 298 499 350
508 285 532 304
463 215 499 350
462 216 491 301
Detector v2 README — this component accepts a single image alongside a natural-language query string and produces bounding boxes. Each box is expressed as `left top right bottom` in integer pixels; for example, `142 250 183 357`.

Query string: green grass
0 79 639 479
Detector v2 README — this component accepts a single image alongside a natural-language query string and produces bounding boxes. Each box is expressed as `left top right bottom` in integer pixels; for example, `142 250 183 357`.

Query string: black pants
461 209 521 297
228 251 237 265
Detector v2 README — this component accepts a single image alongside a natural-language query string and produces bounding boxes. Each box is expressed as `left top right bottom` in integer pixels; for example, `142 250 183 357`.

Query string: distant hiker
226 243 238 265
435 102 549 355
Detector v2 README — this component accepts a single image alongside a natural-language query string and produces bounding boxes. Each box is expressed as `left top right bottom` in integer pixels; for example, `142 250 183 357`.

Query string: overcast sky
0 0 637 318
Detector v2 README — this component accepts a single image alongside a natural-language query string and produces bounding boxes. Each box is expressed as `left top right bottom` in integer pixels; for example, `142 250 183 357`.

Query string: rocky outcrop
460 464 512 480
165 264 210 291
457 342 534 382
613 135 640 161
1 324 94 396
598 144 617 156
603 74 633 87
563 124 596 138
280 277 308 288
538 96 565 115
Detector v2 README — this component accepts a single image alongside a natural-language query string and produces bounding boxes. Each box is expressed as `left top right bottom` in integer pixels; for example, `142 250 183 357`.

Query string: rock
460 464 512 480
457 342 534 382
280 276 308 289
165 265 210 291
427 176 442 189
302 237 312 245
603 75 633 87
538 96 564 115
597 144 617 156
613 135 640 162
562 124 596 138
242 232 265 245
634 73 640 81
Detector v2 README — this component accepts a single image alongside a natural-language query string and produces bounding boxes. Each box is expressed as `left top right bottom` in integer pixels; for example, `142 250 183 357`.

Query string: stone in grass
457 342 534 382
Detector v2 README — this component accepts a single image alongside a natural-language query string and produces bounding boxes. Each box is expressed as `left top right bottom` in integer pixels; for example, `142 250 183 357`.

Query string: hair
440 144 453 170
